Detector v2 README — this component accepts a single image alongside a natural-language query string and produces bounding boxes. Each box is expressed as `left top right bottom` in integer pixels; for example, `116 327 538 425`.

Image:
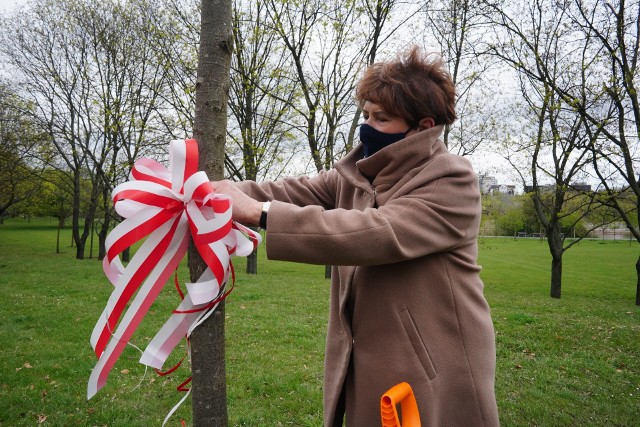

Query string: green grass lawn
0 218 638 426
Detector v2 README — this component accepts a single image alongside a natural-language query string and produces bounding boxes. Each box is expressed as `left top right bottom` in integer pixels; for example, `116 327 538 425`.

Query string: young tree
38 169 74 253
565 0 640 305
228 0 300 273
485 0 640 303
188 0 234 423
485 0 609 298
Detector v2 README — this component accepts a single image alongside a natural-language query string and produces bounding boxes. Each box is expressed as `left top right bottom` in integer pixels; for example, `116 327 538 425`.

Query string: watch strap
259 201 271 230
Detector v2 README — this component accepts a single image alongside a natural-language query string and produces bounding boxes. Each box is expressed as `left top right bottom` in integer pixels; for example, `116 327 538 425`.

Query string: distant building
479 175 515 195
524 182 592 193
488 184 516 196
479 175 497 193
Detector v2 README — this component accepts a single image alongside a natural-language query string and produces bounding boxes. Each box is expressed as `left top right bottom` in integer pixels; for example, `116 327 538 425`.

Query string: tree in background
484 0 639 303
1 0 178 259
565 0 640 305
79 0 172 259
0 83 50 222
485 0 611 298
150 0 200 138
0 0 103 259
422 0 501 156
38 169 74 253
264 0 373 172
228 0 300 273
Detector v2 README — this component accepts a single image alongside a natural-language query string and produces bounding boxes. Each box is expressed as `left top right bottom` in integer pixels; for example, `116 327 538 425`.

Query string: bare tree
0 0 104 259
484 0 640 303
567 0 640 305
484 0 614 298
264 0 371 172
151 0 201 138
422 0 499 156
228 0 301 273
1 0 172 259
228 0 299 182
77 0 172 259
523 86 601 298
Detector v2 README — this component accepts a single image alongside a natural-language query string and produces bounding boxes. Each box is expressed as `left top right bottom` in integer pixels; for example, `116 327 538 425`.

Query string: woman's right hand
210 180 263 226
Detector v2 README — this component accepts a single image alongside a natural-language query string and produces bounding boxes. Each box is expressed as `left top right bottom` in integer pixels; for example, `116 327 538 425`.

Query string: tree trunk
98 216 110 261
550 255 562 299
89 220 95 259
190 0 234 424
246 227 258 274
635 256 640 306
246 248 258 274
75 239 85 259
56 217 62 254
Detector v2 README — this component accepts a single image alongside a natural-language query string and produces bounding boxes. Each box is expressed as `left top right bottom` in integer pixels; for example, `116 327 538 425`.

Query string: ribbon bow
87 139 261 399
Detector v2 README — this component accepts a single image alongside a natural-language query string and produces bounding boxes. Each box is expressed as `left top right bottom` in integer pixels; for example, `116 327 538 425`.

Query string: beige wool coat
237 125 499 427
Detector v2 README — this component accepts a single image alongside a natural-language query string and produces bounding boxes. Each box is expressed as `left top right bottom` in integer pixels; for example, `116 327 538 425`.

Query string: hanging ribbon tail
139 268 226 369
87 217 189 399
91 215 187 356
88 138 263 399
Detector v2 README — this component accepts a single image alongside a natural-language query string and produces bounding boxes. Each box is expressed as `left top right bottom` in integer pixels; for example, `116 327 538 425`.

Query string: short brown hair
355 46 457 127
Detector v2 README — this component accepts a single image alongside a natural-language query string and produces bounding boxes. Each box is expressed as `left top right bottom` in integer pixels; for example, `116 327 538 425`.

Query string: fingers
210 180 261 226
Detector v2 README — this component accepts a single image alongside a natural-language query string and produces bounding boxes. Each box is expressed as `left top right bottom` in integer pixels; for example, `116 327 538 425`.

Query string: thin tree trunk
90 221 95 259
635 256 640 306
98 216 110 261
246 249 258 274
56 218 62 254
246 227 258 274
550 255 562 299
190 0 234 424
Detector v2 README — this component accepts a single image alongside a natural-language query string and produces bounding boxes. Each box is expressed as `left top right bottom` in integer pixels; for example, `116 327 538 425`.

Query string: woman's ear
418 117 436 130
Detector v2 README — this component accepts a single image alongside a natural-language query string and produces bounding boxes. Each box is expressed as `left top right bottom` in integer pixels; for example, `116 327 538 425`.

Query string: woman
213 46 499 426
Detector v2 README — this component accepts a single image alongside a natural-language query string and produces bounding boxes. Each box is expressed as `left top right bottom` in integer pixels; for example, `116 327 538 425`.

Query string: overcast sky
0 0 519 186
0 0 24 12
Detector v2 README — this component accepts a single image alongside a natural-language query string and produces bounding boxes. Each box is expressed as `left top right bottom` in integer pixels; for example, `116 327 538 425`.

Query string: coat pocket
399 308 437 380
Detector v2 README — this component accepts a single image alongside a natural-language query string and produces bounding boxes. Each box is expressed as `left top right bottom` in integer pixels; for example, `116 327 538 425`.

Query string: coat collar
335 125 447 189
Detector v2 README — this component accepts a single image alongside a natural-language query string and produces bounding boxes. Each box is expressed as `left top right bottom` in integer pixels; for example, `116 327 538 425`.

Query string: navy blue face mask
359 123 411 157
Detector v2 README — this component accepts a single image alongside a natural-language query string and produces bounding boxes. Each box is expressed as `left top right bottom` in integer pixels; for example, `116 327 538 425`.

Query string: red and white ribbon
87 139 261 399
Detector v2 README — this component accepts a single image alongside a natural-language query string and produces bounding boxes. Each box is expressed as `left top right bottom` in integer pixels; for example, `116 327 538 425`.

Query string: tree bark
190 0 234 425
325 264 332 279
246 248 258 274
550 255 562 299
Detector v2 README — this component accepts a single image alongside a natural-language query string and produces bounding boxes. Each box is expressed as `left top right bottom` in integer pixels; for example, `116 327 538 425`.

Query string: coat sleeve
265 155 481 266
236 170 336 209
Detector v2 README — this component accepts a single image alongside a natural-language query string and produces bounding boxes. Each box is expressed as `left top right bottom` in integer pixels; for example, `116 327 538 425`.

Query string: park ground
0 218 638 426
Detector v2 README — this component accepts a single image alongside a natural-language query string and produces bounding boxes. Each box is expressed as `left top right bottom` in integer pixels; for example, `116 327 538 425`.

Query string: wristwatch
259 201 271 230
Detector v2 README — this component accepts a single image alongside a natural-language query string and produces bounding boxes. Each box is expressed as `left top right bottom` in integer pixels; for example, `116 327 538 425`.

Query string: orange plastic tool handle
380 382 421 427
